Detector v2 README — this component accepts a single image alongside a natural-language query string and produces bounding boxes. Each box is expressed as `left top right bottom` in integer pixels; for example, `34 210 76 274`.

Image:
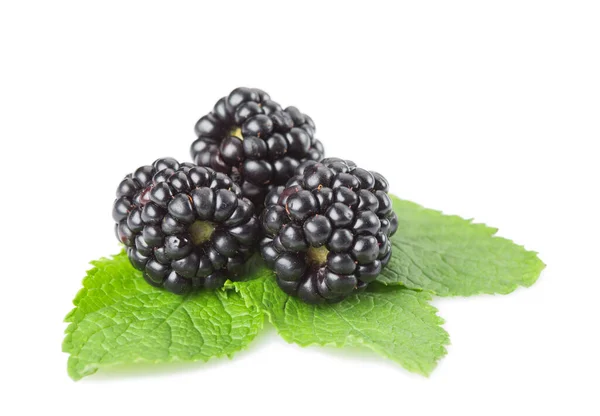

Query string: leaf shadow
295 342 432 379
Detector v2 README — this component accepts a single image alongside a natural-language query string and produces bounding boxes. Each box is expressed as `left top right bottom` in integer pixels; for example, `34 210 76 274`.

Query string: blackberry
190 87 325 209
112 158 260 294
259 158 398 304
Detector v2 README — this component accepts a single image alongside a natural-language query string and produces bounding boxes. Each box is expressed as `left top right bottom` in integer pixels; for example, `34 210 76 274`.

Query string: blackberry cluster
259 158 398 304
190 87 325 209
111 88 398 302
112 158 260 294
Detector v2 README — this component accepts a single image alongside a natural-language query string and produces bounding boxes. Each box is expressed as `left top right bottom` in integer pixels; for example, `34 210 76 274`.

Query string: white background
1 1 599 415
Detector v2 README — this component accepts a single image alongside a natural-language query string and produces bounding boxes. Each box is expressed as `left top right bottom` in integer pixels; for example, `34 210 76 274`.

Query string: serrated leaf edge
63 253 266 380
380 197 546 296
230 274 450 376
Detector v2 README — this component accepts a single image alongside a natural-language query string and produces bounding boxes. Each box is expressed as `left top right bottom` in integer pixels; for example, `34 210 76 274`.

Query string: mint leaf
63 251 263 380
378 196 545 296
231 271 449 376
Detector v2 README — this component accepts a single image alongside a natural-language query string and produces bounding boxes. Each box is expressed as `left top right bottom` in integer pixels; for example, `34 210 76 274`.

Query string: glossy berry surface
112 158 260 294
260 158 398 304
190 87 325 209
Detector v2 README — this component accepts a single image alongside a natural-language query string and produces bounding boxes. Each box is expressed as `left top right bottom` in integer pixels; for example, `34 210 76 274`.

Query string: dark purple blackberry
112 158 260 294
259 158 398 304
190 87 325 209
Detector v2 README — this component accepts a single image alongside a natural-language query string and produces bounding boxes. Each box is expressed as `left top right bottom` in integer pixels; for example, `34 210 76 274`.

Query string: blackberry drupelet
190 87 325 209
259 158 398 304
112 158 260 294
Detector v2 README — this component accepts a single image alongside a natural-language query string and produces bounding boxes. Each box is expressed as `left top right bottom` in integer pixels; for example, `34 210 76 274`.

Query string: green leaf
378 196 545 296
231 271 449 376
63 251 263 380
